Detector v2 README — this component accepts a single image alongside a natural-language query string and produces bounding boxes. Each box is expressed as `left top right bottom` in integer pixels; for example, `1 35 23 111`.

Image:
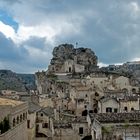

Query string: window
94 108 98 113
17 116 19 124
79 127 83 135
82 110 88 116
114 108 118 113
23 113 25 120
27 120 30 128
41 113 43 117
95 92 99 96
20 115 22 122
132 88 136 94
69 67 72 72
13 118 15 127
42 123 48 128
106 107 112 113
89 110 93 113
131 107 134 111
124 107 128 112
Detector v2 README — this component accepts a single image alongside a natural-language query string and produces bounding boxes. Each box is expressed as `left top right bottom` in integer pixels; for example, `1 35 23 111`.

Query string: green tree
0 117 10 134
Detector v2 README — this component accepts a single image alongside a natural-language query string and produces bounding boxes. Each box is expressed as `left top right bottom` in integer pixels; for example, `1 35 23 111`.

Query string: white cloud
0 21 16 38
128 2 140 19
16 24 57 43
98 62 108 68
131 57 140 61
0 21 58 45
24 45 51 62
131 2 139 12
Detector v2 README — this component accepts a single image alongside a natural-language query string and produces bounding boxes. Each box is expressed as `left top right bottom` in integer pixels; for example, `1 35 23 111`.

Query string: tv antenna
75 42 78 48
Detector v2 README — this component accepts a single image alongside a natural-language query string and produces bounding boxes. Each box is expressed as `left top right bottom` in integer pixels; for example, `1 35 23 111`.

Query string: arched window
69 67 71 72
23 113 25 120
17 116 19 124
122 88 128 93
124 106 128 112
132 88 136 94
13 118 15 127
26 112 27 119
20 115 22 122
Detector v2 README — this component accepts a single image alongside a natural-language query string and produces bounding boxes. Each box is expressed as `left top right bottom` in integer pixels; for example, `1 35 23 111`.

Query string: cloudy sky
0 0 140 73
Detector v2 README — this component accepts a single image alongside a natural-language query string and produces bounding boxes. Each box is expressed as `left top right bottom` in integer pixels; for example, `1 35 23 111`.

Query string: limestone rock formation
48 44 98 73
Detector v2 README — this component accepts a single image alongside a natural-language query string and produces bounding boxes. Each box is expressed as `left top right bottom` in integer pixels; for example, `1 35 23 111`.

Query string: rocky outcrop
35 43 98 94
49 43 98 73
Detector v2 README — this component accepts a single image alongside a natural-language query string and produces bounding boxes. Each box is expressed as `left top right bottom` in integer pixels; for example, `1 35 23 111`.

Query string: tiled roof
91 113 140 123
28 102 41 113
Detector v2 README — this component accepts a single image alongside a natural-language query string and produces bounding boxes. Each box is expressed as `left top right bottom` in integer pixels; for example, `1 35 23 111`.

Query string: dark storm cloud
0 32 51 73
0 32 22 60
22 36 46 49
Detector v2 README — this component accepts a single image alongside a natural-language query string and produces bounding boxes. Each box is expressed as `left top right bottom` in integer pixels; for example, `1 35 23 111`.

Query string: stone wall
53 129 81 140
0 105 12 121
0 121 27 140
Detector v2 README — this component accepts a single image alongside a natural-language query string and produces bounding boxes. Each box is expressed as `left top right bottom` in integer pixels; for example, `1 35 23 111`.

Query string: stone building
36 107 54 138
119 96 140 112
34 44 140 140
98 97 120 113
0 97 28 140
27 102 41 140
91 112 140 140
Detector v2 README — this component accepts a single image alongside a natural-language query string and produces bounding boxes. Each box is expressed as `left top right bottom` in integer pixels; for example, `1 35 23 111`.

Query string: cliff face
49 43 98 73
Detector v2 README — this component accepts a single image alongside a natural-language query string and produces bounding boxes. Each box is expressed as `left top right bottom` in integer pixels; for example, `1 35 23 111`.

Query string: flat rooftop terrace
0 97 24 107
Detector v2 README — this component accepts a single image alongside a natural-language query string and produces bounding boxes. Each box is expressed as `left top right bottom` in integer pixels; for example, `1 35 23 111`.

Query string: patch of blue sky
0 9 18 32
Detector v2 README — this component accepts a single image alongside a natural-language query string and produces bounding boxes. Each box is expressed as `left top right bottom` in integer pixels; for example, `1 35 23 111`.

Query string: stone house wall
98 98 119 113
120 100 139 112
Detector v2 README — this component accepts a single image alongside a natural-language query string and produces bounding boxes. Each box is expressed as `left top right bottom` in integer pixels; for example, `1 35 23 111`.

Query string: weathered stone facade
34 44 140 140
0 97 28 140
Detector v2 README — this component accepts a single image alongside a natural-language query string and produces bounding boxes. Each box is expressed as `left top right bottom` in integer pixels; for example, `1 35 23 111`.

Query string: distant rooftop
0 97 24 107
91 113 140 123
125 61 140 65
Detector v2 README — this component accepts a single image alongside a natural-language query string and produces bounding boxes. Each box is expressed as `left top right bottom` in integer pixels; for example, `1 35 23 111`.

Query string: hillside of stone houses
1 44 140 140
32 44 140 139
101 61 140 86
0 70 36 92
35 44 140 114
35 43 140 97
